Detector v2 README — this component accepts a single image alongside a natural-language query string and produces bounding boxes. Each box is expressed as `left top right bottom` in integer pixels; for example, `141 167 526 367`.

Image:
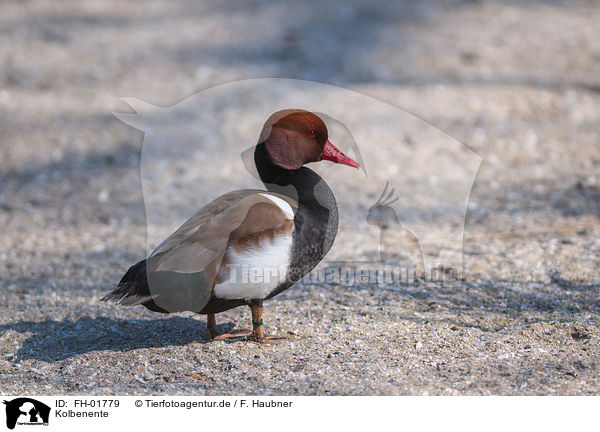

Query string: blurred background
0 0 599 395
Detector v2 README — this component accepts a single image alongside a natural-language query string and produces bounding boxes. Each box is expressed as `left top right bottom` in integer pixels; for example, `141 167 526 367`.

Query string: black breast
266 167 338 299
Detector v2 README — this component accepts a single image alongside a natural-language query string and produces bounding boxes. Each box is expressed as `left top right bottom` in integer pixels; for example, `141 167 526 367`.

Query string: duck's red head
260 109 359 171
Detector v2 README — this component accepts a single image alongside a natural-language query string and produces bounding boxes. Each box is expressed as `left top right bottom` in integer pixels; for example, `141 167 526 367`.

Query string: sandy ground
1 0 599 395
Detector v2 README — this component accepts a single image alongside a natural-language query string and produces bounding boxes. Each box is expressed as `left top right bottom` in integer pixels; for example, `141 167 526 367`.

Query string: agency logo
3 398 50 430
109 78 482 313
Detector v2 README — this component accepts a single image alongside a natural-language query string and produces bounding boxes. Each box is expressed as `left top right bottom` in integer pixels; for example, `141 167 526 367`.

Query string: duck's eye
307 130 316 137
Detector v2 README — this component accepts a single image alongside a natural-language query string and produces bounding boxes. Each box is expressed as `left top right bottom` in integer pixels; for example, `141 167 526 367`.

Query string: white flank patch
260 193 294 219
214 233 293 301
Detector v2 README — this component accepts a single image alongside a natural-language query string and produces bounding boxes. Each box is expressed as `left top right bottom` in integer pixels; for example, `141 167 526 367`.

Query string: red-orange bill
321 140 360 168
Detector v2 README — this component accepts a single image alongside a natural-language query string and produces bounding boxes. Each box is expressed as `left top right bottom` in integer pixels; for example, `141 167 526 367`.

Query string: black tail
101 260 166 312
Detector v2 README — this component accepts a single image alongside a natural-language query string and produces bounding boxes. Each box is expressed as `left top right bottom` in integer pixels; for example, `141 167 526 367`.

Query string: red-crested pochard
101 109 359 341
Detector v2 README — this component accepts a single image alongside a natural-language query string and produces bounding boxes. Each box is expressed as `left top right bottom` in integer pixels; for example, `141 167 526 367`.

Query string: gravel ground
1 0 599 395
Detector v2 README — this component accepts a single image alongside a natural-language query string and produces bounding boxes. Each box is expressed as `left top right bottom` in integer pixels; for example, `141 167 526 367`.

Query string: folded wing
102 189 297 313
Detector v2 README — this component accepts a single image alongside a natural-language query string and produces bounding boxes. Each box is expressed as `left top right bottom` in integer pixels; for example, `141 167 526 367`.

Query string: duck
101 109 359 341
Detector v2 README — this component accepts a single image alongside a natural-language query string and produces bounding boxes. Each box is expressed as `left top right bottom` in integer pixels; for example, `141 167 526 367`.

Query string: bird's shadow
0 316 235 362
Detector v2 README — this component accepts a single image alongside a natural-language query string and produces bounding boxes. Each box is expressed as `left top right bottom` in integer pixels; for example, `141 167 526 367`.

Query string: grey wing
144 191 297 312
150 189 264 257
